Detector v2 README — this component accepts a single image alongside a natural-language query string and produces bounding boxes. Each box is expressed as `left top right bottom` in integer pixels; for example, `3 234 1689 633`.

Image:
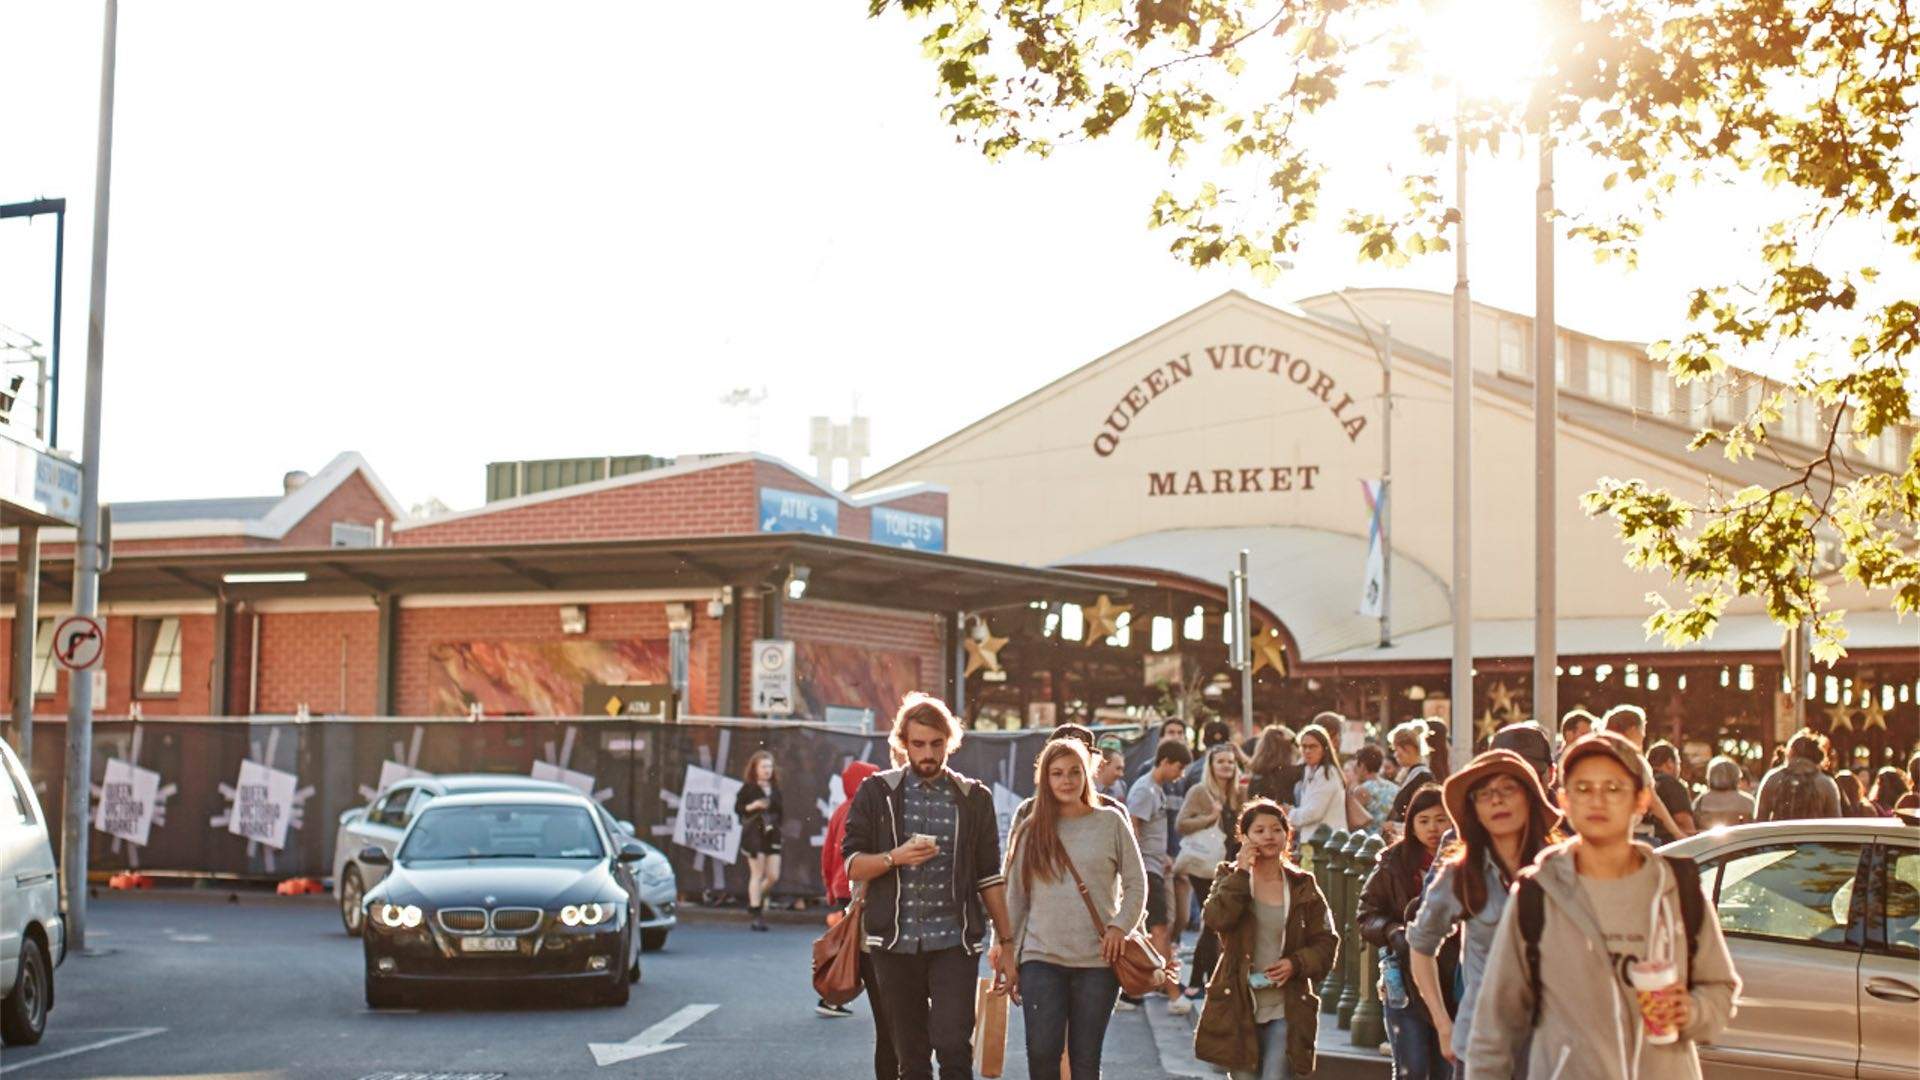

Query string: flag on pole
1359 480 1386 617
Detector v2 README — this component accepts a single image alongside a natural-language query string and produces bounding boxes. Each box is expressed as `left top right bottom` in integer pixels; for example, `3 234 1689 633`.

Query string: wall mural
795 640 922 723
427 639 670 716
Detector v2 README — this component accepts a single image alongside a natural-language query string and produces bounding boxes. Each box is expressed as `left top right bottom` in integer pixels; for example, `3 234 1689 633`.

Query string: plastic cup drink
1628 958 1681 1045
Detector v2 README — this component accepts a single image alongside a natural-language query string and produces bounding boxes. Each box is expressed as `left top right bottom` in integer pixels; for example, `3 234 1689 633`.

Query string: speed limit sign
52 614 106 671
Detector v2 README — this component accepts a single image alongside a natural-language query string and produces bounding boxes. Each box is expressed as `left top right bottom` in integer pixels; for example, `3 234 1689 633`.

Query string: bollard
1336 829 1368 1027
1316 828 1350 1012
1350 834 1387 1047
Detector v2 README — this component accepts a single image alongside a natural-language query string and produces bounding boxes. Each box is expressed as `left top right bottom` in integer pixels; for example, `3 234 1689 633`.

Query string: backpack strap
1515 866 1547 1029
1662 854 1706 990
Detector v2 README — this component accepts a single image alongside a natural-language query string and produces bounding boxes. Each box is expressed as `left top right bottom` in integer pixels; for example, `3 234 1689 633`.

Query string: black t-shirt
1650 772 1691 844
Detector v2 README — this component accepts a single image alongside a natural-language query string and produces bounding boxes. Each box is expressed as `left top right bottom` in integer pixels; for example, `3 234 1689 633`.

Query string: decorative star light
1477 708 1501 745
1862 695 1889 732
1824 702 1856 733
1251 628 1288 677
964 623 1009 677
1488 680 1516 718
1082 594 1131 645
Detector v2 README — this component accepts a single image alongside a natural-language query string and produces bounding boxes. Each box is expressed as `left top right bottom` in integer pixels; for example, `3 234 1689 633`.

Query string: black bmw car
359 791 646 1007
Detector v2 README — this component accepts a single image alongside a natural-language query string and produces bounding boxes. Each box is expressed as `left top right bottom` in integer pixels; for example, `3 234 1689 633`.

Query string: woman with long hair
1289 722 1346 841
1192 799 1339 1080
1001 739 1147 1080
1246 725 1301 807
1170 743 1244 1016
735 750 784 932
1868 766 1912 816
1405 749 1562 1075
1836 770 1869 816
1357 784 1454 1079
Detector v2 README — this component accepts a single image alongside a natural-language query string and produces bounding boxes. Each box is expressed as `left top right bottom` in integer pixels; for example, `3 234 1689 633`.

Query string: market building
852 288 1920 769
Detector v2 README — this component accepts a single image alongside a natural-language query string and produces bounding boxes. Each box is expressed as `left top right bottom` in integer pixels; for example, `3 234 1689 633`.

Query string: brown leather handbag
811 887 865 1005
1062 857 1177 998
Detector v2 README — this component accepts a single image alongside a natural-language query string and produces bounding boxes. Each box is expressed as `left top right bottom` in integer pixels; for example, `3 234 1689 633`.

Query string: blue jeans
1017 961 1119 1080
1385 1003 1446 1080
1228 1017 1293 1080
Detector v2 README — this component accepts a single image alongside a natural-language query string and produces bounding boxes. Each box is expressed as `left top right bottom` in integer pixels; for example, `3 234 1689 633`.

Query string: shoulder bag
811 884 865 1005
1062 854 1177 997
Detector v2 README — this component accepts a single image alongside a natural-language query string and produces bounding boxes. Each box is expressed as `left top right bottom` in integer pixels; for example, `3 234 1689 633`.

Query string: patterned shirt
1358 776 1398 833
893 772 964 954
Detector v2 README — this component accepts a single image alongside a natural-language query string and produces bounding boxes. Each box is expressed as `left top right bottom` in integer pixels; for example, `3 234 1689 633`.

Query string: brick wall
279 472 396 548
256 610 381 714
394 461 758 546
781 598 947 728
0 612 217 716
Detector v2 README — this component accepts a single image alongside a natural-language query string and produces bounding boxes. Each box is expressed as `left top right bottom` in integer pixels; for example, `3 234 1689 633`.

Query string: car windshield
399 804 604 862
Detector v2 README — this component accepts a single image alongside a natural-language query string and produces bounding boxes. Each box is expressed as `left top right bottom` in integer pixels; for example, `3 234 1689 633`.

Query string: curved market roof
1051 526 1452 663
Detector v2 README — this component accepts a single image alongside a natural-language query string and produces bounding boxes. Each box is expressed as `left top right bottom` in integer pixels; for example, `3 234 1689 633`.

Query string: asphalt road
0 892 1192 1079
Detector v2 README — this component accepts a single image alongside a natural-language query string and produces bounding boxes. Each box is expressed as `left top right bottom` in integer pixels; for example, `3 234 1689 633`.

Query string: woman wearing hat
1405 749 1562 1076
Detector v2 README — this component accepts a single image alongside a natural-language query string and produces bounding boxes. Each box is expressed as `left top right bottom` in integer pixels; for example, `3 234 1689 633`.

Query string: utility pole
1533 137 1559 733
1449 109 1474 769
1380 324 1393 651
1228 551 1253 743
63 0 118 954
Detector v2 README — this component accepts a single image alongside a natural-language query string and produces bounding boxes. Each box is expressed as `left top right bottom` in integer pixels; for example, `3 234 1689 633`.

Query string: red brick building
2 451 1121 729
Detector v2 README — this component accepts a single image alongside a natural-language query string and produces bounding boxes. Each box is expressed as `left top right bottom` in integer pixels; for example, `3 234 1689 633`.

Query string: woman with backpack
1193 799 1339 1080
1754 729 1842 821
1466 733 1740 1079
1406 749 1562 1076
1357 784 1453 1079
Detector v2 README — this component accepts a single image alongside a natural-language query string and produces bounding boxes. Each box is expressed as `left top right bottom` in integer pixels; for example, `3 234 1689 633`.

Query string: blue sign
870 506 946 552
758 487 839 536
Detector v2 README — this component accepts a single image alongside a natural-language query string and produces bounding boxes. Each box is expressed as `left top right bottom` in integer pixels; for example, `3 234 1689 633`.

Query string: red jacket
821 760 881 903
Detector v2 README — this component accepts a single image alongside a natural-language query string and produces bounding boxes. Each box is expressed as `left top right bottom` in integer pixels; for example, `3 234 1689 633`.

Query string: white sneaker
1113 997 1140 1013
1167 995 1194 1016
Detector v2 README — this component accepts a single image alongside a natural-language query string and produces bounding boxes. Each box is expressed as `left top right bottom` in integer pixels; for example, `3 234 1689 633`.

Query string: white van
0 736 63 1045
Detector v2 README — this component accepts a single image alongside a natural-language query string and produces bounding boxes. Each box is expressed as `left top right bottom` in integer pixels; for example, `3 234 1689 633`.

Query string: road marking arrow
588 1003 719 1067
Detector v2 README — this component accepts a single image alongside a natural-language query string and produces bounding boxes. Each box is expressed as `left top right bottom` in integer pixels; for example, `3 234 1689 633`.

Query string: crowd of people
798 693 1917 1079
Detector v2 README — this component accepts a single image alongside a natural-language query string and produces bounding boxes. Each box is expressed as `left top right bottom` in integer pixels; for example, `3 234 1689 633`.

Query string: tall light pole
1449 109 1474 770
1533 137 1558 732
63 0 118 954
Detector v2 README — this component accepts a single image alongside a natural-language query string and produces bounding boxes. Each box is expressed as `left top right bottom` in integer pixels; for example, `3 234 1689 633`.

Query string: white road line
0 1027 166 1074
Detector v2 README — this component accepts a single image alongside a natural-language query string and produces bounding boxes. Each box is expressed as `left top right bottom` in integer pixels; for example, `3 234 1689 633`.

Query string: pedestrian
1288 722 1346 842
1171 743 1243 1016
1835 770 1868 816
1123 737 1192 1012
1466 733 1741 1078
1600 707 1689 842
819 760 886 1023
1898 752 1920 811
736 750 784 932
1557 708 1597 757
1386 720 1436 828
1352 744 1399 834
1011 724 1126 833
1153 718 1196 949
1192 799 1340 1080
1096 746 1130 805
1754 729 1842 821
1358 784 1452 1080
1690 756 1754 830
1867 766 1911 816
1247 725 1302 807
1424 719 1452 782
841 693 1013 1080
1645 741 1697 841
1000 739 1147 1080
1406 748 1563 1075
1183 718 1239 788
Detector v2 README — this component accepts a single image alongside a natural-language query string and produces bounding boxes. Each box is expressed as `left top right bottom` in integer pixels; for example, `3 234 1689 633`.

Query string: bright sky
1 2 1903 512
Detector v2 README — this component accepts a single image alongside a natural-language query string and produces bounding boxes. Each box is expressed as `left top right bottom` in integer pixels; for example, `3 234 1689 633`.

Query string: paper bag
971 977 1008 1078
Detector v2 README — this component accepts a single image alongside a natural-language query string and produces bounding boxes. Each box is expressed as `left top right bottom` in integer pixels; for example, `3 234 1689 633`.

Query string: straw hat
1440 749 1553 836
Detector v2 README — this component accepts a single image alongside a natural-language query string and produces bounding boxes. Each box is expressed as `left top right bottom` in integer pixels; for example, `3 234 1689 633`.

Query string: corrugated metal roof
1313 610 1918 664
1050 526 1453 662
106 496 281 524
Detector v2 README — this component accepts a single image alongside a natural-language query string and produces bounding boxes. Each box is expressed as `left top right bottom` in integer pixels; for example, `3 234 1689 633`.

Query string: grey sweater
1004 806 1147 969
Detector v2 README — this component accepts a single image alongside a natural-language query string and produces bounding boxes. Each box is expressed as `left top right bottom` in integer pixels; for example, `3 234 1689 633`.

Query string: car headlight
373 903 423 929
560 902 611 927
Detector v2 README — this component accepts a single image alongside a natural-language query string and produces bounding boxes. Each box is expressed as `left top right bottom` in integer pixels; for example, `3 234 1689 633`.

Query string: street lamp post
1450 111 1474 768
1534 137 1559 731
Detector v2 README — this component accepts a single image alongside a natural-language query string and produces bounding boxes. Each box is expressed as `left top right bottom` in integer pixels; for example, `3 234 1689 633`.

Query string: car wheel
1 939 50 1046
641 928 668 952
340 867 366 937
600 969 631 1006
364 967 404 1009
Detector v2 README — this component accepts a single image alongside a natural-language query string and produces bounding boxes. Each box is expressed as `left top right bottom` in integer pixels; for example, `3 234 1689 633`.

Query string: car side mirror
359 845 392 866
617 841 647 863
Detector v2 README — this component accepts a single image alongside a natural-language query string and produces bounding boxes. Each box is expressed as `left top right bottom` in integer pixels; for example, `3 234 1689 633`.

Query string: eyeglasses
1567 779 1634 801
1470 780 1526 806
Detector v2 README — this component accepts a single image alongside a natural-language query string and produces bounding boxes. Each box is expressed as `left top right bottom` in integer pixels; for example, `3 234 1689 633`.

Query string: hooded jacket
822 761 882 904
1465 841 1740 1080
1194 860 1339 1077
840 766 1004 955
1357 838 1456 1021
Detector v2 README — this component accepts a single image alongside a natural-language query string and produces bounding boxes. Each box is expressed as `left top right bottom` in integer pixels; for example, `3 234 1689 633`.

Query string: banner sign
1359 479 1386 618
869 507 945 552
531 760 596 796
228 759 298 850
758 487 839 536
376 760 427 794
670 765 743 864
95 758 160 846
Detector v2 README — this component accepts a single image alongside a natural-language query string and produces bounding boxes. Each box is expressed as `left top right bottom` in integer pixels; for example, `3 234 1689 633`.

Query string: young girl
1467 733 1740 1078
1001 739 1147 1080
1289 722 1346 841
735 750 784 932
1406 749 1562 1075
1171 743 1244 1016
1357 784 1453 1079
1193 800 1339 1080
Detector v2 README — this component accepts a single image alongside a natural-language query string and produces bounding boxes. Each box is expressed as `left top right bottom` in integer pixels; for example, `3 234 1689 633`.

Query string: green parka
1193 859 1340 1076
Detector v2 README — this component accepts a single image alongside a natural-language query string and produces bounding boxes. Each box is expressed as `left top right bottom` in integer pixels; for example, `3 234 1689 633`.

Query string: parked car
590 806 677 951
1662 813 1919 1080
359 791 647 1008
334 774 583 935
0 737 63 1046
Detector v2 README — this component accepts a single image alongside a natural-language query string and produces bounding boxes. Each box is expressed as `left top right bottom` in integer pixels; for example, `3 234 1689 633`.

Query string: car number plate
459 936 519 953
